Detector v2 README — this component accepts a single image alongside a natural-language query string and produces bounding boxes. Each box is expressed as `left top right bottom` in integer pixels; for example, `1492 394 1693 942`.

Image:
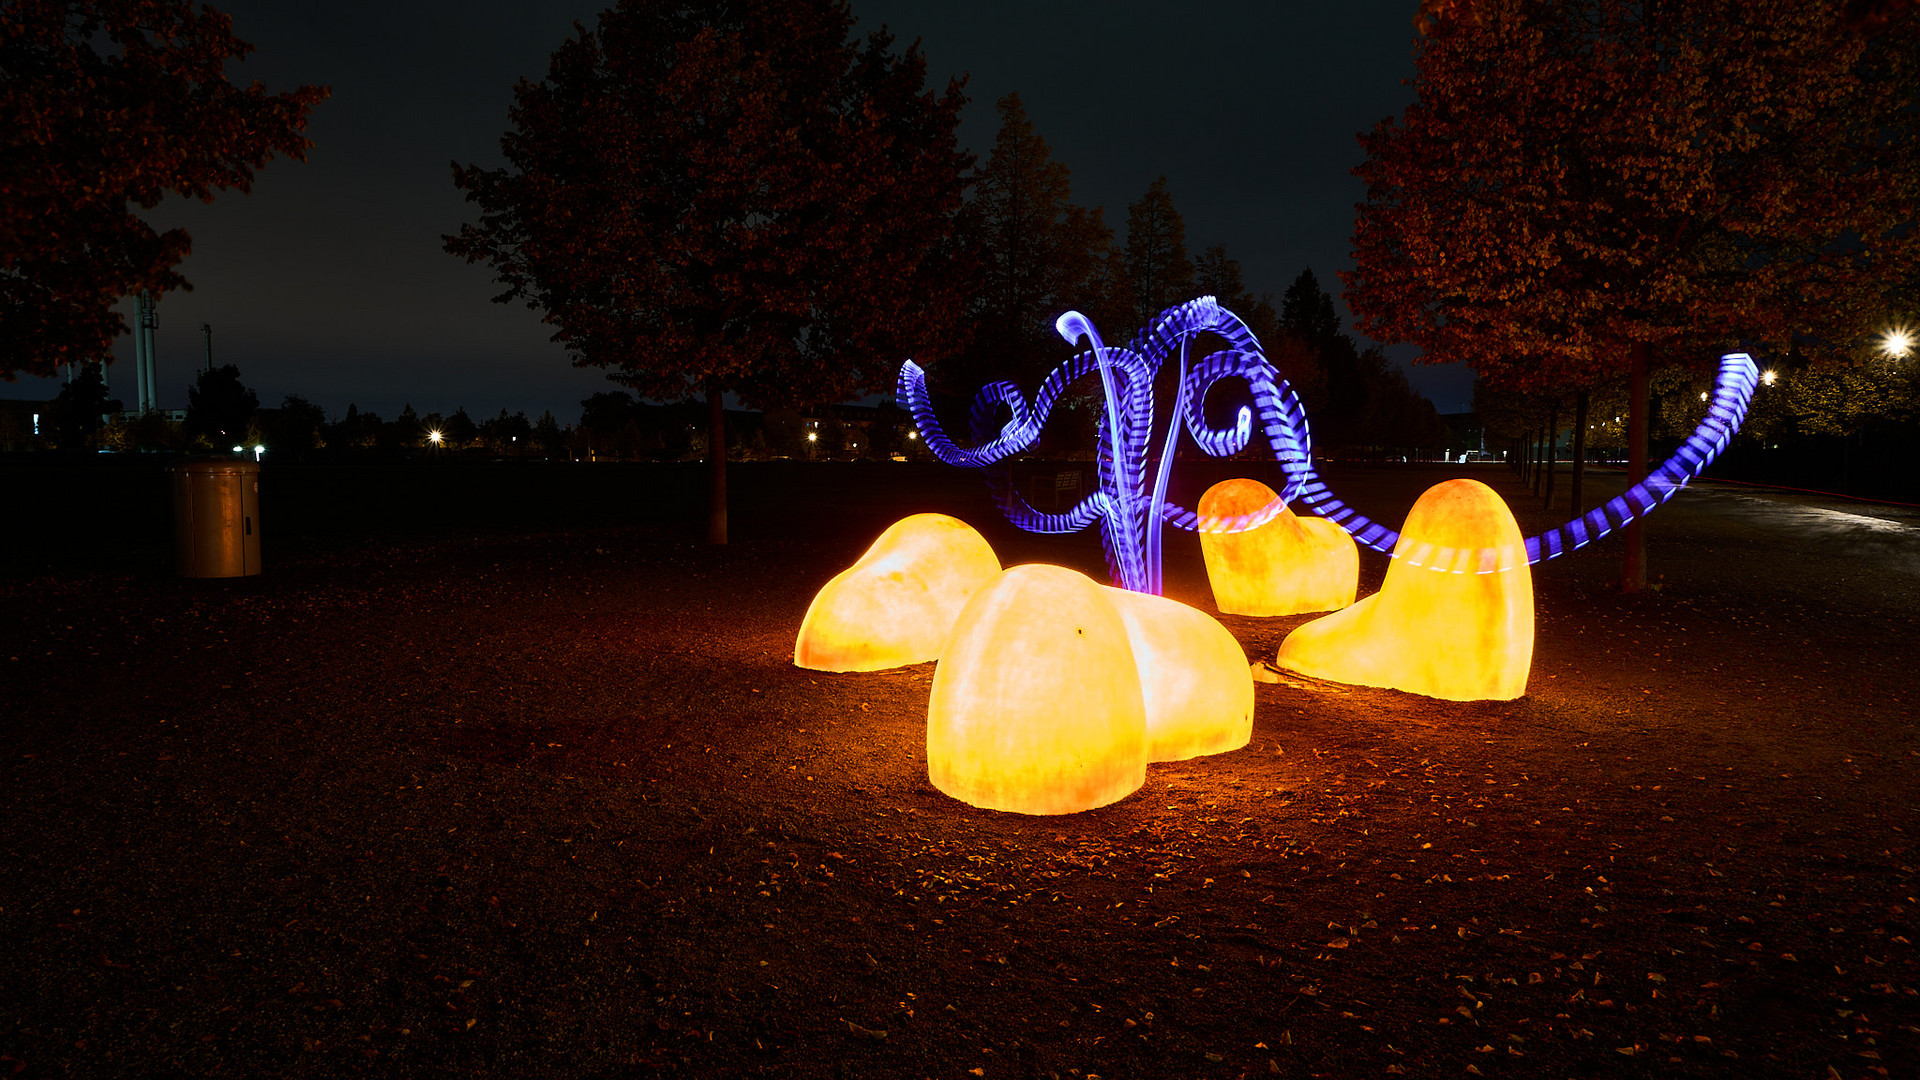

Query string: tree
389 404 422 450
481 408 533 453
1 0 326 378
443 406 478 449
262 394 326 458
947 92 1115 393
49 363 120 451
1123 176 1195 328
446 0 971 543
532 410 564 456
328 403 382 453
1347 0 1920 589
183 363 256 445
1194 245 1283 346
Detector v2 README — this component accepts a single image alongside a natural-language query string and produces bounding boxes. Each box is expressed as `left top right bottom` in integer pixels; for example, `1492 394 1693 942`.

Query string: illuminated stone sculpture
1198 478 1357 615
1275 479 1532 701
900 300 1760 590
928 565 1146 815
1102 586 1253 761
794 513 1001 672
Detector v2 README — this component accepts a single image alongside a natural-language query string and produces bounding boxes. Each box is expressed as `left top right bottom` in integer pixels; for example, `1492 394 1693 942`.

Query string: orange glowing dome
1102 586 1254 762
794 513 1002 672
1198 478 1357 616
927 565 1147 815
1274 478 1533 701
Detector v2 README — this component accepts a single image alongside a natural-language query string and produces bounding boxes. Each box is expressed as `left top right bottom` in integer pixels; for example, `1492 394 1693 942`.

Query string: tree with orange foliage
446 0 970 544
0 0 326 379
1347 0 1920 589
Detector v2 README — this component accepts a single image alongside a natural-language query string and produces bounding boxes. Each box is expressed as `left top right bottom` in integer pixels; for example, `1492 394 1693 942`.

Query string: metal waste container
169 457 261 578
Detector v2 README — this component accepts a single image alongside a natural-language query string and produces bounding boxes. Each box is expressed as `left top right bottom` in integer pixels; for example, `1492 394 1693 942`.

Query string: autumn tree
948 92 1115 394
1347 0 1920 589
446 0 970 543
1123 176 1196 328
0 0 326 379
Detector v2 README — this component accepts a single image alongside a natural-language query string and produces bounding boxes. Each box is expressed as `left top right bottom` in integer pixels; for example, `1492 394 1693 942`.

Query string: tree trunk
707 388 728 545
1571 389 1589 519
1543 399 1558 511
1622 342 1649 592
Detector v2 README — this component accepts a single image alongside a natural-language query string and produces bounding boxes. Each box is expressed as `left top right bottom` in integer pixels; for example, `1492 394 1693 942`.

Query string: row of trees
32 357 576 457
1347 0 1920 588
940 93 1447 458
9 0 1450 541
18 1 1914 564
443 1 1455 541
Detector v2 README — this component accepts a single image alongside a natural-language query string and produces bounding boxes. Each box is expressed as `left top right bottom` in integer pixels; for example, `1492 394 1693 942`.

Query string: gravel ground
2 459 1916 1079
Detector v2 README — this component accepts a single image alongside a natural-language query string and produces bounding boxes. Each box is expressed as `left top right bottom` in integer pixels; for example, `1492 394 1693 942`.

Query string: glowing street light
1762 369 1778 386
428 429 445 446
1881 324 1914 360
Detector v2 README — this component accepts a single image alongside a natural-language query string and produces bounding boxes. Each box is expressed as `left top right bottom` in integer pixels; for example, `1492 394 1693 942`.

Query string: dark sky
7 0 1476 420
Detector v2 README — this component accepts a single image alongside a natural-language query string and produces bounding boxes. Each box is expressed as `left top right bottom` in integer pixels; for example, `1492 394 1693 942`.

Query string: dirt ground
2 459 1916 1079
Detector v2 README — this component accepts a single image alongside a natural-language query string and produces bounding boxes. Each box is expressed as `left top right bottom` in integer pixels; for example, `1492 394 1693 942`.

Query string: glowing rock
1274 479 1533 701
1198 478 1358 615
1102 586 1253 762
794 513 1001 672
928 565 1146 815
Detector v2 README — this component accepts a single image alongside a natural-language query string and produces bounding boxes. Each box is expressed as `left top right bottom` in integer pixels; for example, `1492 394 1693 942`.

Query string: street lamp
428 429 445 446
1762 369 1778 386
1881 324 1914 360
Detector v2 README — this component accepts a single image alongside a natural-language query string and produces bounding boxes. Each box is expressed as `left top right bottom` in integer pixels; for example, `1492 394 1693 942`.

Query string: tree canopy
1123 176 1196 329
947 92 1114 393
1346 0 1920 393
184 362 256 444
445 0 971 411
0 0 327 379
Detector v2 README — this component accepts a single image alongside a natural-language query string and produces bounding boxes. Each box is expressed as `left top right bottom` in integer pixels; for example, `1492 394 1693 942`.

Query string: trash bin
169 457 261 578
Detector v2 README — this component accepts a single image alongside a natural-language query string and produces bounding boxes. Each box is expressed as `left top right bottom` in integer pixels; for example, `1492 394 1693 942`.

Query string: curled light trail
899 300 1759 591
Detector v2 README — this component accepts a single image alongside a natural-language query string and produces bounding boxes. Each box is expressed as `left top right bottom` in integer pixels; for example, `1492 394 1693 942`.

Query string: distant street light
428 429 445 445
1761 369 1778 386
1881 324 1914 360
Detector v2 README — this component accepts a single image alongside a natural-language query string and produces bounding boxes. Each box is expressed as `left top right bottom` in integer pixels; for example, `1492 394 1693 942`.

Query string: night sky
4 0 1477 421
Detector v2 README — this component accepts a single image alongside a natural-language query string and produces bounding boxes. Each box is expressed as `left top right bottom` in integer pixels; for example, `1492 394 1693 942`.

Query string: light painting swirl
898 298 1759 592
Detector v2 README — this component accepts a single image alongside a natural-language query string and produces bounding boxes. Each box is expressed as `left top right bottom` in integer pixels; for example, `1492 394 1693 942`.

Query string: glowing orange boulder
1102 587 1253 762
928 565 1146 815
794 513 1001 672
1198 478 1358 616
1274 478 1532 701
